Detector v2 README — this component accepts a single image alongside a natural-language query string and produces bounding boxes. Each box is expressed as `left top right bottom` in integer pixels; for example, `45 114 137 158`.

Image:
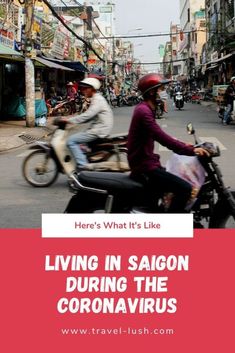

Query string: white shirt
69 92 114 138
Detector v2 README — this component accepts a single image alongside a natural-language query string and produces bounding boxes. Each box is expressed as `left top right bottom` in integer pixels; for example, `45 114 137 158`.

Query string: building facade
179 0 205 77
205 0 235 86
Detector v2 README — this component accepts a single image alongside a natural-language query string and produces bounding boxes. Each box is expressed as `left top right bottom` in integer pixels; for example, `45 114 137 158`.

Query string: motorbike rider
173 82 183 103
223 76 235 125
127 73 209 213
63 78 113 171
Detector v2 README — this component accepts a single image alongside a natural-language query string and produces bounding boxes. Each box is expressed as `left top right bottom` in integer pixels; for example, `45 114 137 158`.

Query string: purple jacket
127 101 195 175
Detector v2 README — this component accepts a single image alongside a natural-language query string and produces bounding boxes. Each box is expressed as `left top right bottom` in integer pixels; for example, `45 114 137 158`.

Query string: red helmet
138 73 169 96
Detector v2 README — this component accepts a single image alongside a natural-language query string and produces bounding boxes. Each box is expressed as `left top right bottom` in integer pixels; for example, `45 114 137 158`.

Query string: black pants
141 168 192 213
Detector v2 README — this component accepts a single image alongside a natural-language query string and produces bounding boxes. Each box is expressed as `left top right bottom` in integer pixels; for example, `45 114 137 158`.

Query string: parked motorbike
191 90 201 104
22 118 129 187
203 89 213 101
184 91 192 103
64 123 235 228
75 94 90 113
46 96 74 116
174 92 184 110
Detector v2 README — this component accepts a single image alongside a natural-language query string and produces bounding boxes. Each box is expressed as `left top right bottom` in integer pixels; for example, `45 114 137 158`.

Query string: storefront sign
32 15 42 50
0 28 14 49
99 5 113 13
211 51 218 62
50 30 67 59
178 33 187 53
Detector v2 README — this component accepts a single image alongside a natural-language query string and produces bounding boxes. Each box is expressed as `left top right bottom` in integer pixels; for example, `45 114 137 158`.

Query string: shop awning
204 52 234 68
0 43 23 57
40 55 88 72
34 57 74 71
206 64 219 71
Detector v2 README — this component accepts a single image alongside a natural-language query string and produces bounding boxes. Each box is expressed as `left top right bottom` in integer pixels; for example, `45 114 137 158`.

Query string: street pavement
0 117 55 153
0 100 217 153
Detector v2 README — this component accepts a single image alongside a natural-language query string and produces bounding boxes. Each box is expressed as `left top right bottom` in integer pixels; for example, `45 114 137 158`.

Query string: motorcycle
75 94 90 113
22 118 129 187
46 97 75 116
174 92 184 110
64 123 235 229
191 91 201 104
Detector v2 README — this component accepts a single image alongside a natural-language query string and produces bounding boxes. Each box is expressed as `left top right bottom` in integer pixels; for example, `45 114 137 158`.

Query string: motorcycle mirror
187 123 198 144
187 123 195 135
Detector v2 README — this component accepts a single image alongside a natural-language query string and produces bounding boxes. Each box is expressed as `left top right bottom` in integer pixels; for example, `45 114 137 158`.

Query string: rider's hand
194 147 210 157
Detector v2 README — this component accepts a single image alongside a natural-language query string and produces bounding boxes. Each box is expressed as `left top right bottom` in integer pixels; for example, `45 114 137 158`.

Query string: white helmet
79 77 101 90
230 76 235 82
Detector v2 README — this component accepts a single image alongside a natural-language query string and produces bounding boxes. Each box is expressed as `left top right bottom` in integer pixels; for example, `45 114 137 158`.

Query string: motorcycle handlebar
53 117 68 129
195 142 220 157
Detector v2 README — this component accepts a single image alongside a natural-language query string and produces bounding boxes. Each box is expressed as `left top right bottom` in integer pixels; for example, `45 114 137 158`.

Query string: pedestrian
66 82 77 113
66 82 77 99
64 78 113 171
127 73 209 213
223 76 235 125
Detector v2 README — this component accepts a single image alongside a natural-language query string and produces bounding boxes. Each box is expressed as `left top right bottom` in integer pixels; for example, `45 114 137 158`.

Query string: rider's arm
142 109 209 156
142 107 195 155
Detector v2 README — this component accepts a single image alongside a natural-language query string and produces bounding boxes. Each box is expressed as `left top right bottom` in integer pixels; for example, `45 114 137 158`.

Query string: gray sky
114 0 180 71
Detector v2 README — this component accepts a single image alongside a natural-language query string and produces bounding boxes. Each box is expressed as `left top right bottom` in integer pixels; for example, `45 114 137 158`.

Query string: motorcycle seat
78 171 143 192
87 134 128 149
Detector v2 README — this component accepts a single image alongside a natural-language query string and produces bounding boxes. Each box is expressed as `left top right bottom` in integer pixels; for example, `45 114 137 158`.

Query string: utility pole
104 45 111 104
112 35 115 75
24 0 35 127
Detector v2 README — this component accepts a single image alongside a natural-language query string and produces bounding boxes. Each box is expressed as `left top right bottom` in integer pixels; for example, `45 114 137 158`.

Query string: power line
103 58 189 67
99 29 208 40
134 58 189 65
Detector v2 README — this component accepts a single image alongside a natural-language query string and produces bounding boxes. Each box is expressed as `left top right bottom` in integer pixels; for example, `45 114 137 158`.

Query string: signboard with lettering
99 5 113 13
211 51 218 62
32 15 42 50
50 30 67 59
0 28 14 49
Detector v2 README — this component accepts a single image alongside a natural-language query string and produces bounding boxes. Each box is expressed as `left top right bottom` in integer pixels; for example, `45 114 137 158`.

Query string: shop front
0 44 25 119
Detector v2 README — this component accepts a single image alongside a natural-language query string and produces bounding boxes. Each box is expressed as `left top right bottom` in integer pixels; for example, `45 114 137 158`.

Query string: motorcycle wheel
60 104 72 116
22 150 59 187
209 191 235 228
